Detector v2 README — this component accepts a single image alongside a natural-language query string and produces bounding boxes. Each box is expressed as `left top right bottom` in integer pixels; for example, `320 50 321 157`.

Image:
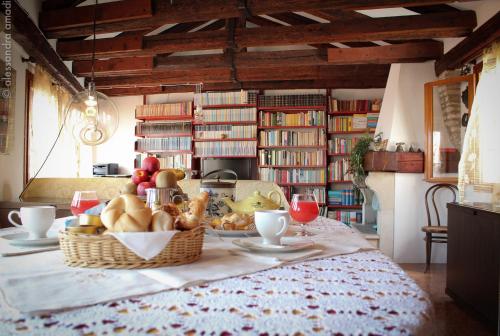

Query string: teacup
8 206 56 239
255 210 290 245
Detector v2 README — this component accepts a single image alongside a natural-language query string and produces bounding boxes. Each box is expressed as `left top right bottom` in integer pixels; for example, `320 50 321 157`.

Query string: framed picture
0 59 16 154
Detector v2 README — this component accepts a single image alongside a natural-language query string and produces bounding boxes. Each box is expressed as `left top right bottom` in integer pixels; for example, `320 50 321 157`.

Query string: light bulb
66 87 119 146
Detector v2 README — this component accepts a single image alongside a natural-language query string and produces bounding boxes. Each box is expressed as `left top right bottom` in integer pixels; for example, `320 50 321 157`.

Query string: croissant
176 192 209 230
100 194 152 232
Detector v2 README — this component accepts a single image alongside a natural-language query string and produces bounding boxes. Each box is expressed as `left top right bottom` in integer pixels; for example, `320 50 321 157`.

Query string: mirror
424 74 474 183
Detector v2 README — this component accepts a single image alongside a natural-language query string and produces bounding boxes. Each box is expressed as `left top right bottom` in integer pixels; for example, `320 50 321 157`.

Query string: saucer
232 237 315 253
2 232 59 247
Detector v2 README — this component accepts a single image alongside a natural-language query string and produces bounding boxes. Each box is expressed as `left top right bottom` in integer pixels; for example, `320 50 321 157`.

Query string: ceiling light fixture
65 0 118 146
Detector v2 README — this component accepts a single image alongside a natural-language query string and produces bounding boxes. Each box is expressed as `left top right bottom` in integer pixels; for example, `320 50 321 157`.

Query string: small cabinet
446 203 500 331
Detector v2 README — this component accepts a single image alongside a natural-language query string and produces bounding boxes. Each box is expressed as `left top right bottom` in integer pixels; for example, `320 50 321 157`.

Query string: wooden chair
422 183 458 272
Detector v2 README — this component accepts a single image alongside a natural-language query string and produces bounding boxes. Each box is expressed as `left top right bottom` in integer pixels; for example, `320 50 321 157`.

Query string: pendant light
65 0 118 146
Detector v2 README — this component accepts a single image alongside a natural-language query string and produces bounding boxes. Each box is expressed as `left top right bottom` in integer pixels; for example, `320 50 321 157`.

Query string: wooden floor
400 263 496 336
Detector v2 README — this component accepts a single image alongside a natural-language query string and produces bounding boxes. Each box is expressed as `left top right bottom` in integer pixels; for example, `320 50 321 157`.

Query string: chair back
425 183 458 227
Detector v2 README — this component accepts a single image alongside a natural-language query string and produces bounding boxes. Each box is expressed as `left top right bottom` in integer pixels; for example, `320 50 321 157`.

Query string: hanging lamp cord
90 0 97 85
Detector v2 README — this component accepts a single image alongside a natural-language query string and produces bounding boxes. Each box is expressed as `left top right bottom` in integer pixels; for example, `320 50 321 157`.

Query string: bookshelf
134 101 194 171
257 94 328 205
193 91 258 159
326 96 382 226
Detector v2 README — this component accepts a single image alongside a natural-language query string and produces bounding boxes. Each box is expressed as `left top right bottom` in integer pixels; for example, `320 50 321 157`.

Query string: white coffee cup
255 210 290 245
8 206 56 239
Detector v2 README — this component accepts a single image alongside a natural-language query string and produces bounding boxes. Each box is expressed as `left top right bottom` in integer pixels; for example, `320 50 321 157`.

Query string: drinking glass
70 191 100 216
289 193 319 236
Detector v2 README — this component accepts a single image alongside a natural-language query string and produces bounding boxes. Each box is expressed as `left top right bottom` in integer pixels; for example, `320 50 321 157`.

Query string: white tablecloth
0 218 433 335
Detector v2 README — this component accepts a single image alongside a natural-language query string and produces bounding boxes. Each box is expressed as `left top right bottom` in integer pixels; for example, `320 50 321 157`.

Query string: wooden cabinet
446 202 500 331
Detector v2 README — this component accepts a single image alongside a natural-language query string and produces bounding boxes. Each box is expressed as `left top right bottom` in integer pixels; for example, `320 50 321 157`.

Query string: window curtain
458 42 500 205
29 66 82 177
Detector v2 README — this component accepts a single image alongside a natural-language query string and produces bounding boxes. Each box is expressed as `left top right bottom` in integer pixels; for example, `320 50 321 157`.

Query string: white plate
2 232 59 247
232 237 315 252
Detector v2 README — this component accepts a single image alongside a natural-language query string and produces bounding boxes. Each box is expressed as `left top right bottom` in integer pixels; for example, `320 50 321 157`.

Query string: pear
122 182 137 195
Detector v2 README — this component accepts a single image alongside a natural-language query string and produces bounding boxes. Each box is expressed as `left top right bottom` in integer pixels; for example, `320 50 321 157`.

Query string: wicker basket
58 226 205 269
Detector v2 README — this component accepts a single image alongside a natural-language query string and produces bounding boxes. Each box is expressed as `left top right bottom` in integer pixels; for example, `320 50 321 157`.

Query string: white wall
376 62 454 263
0 34 29 201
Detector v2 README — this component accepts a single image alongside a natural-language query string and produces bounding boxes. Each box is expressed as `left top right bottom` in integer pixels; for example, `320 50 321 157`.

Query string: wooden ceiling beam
327 41 443 64
40 0 152 31
435 11 500 76
42 0 85 11
72 56 155 77
41 0 481 39
0 0 82 94
58 11 476 61
92 64 389 89
100 76 389 97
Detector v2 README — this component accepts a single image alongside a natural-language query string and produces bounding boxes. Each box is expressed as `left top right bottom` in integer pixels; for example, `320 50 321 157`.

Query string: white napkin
108 231 179 260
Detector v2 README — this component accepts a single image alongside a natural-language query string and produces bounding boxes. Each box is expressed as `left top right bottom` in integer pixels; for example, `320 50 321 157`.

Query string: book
194 91 257 106
136 137 191 152
194 141 257 157
136 121 192 136
327 210 362 225
194 125 256 140
136 102 192 118
259 110 325 127
258 149 325 166
352 114 368 130
259 168 326 184
328 137 360 155
195 107 257 123
328 158 353 181
328 97 382 113
327 189 363 206
259 94 326 107
259 129 326 147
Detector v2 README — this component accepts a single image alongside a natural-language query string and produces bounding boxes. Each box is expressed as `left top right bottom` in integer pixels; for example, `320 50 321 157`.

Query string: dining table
0 216 433 336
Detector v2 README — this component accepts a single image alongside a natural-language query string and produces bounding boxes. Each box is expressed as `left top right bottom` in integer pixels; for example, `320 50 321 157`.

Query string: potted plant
348 135 375 188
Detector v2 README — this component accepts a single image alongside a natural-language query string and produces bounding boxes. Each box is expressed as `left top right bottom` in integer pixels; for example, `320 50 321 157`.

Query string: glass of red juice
289 194 319 236
70 191 100 216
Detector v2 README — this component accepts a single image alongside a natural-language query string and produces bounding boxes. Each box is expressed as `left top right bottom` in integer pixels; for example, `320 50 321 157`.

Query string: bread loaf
100 194 152 232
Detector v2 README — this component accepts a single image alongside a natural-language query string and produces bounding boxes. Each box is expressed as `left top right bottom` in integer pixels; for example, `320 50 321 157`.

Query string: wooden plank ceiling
39 0 482 96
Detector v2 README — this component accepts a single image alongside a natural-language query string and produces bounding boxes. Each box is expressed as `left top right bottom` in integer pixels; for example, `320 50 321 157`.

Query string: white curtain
458 43 500 204
29 66 87 178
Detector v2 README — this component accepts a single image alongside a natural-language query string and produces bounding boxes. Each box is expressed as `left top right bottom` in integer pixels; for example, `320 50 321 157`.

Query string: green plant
348 133 382 187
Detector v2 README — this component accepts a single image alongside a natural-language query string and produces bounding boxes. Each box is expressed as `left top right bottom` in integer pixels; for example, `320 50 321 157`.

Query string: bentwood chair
421 183 458 273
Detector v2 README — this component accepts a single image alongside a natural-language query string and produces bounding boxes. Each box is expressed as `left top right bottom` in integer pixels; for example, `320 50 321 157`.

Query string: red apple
142 157 160 174
137 181 155 196
131 169 149 185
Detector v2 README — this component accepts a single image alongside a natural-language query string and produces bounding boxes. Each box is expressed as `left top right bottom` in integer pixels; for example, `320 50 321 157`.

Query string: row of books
367 113 379 129
135 121 192 136
136 102 192 118
194 141 257 157
259 94 326 107
328 189 363 206
259 168 326 184
329 98 382 112
328 116 371 132
258 149 325 166
328 159 353 181
301 187 326 204
328 137 360 154
137 153 192 170
327 211 362 225
194 125 257 139
194 91 257 106
258 111 325 127
135 137 192 152
259 129 326 147
195 108 257 123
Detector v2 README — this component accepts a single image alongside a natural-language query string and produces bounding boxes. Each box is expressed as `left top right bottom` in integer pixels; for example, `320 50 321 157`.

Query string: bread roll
101 194 152 232
176 192 209 230
151 210 174 231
